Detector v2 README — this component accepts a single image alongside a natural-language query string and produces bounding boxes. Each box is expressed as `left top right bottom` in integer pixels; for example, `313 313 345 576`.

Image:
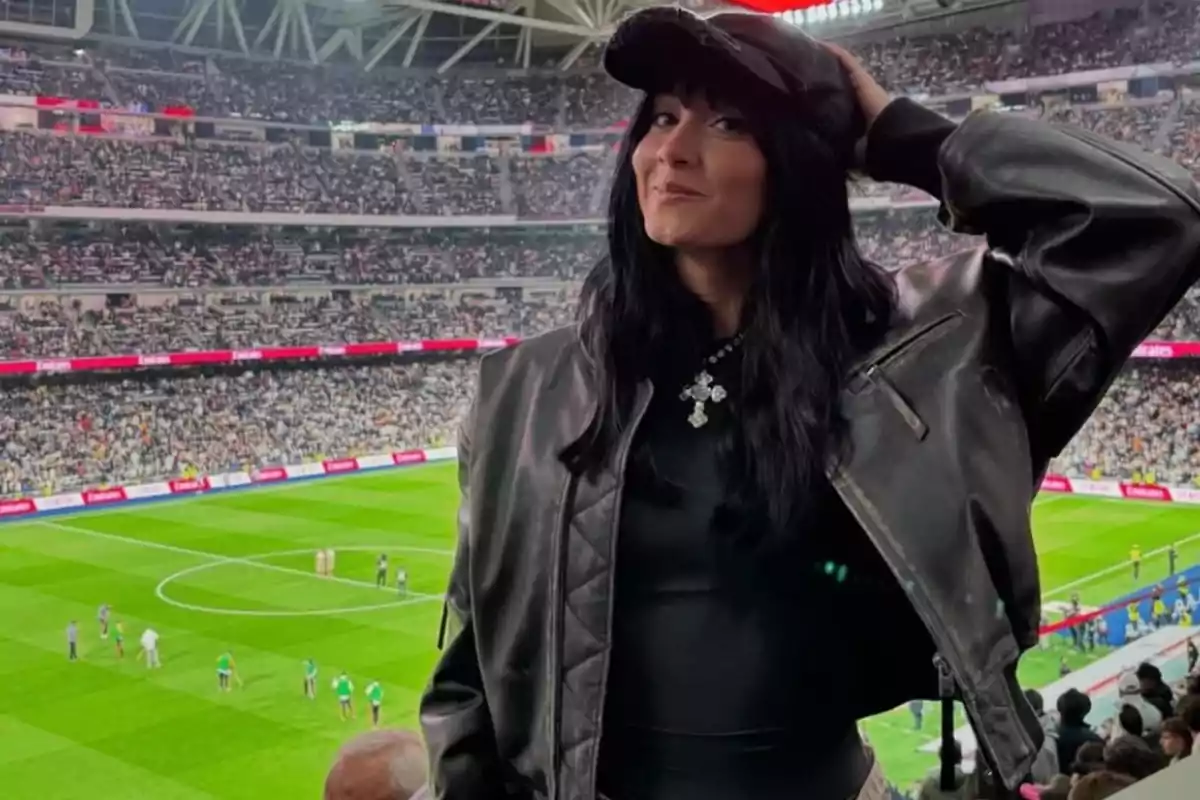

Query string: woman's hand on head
823 42 891 127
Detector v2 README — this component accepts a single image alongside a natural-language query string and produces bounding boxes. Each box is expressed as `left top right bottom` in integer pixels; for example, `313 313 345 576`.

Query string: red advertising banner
1040 474 1073 493
0 338 522 377
0 336 1185 380
0 498 37 516
322 458 360 474
168 477 211 494
721 0 835 11
36 96 103 109
251 467 288 483
1118 482 1173 502
82 487 128 505
392 450 428 466
1131 341 1200 358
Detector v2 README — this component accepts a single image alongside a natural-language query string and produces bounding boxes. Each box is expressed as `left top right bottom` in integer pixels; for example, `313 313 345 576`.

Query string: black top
595 346 928 800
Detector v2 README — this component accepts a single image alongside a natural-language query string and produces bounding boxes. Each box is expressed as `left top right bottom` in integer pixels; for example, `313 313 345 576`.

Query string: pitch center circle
155 545 450 617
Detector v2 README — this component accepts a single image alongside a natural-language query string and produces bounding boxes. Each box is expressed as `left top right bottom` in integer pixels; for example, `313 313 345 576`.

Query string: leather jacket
419 100 1200 799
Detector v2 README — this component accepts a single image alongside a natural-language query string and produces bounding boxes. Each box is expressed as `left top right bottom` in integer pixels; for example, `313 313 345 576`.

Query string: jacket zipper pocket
855 312 962 378
866 365 928 440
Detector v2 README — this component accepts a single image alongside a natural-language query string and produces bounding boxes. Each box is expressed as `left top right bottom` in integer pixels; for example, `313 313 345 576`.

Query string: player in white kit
139 627 161 668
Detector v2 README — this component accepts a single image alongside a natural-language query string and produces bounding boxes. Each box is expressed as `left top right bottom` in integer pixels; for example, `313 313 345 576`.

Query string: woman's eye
713 116 748 133
651 111 677 127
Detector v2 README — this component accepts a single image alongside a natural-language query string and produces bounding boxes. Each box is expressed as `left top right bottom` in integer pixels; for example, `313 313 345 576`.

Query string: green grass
2 469 1199 798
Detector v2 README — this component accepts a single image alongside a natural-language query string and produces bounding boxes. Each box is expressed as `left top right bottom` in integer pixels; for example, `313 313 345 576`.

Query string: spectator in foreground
1177 696 1200 756
1057 689 1104 771
1024 689 1061 783
1114 672 1163 735
1070 738 1104 782
1066 771 1136 800
1159 716 1193 763
1135 662 1174 720
1102 735 1164 781
323 729 426 800
1107 704 1143 744
1069 740 1106 780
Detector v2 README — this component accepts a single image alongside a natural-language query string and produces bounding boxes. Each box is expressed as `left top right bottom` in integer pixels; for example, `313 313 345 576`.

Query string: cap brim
604 8 789 98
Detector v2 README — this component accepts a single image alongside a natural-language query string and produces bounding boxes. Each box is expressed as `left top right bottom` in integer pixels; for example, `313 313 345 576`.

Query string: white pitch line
37 503 1193 612
155 547 445 617
1 459 449 525
36 519 448 599
1041 529 1200 599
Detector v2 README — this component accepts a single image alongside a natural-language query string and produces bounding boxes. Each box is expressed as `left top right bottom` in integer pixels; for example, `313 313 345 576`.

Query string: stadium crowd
900 666 1200 800
2 2 1200 126
0 358 472 499
0 100 1193 217
0 296 575 357
0 214 971 290
0 130 617 219
0 102 1187 218
0 229 605 287
1051 363 1200 487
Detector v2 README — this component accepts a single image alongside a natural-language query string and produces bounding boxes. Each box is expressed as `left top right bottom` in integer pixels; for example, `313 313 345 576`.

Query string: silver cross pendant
679 371 728 428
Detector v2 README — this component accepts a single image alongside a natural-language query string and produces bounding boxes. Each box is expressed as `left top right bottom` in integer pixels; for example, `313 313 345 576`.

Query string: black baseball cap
604 7 865 162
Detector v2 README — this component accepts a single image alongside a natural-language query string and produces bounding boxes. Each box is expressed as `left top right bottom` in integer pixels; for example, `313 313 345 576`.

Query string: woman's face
632 91 767 249
1160 730 1184 756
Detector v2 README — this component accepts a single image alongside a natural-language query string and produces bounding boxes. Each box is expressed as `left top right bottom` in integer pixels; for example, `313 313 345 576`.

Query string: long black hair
563 87 896 541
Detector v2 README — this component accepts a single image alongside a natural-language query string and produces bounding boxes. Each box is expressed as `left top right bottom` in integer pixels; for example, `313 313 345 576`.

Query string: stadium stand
0 357 473 500
5 3 1200 797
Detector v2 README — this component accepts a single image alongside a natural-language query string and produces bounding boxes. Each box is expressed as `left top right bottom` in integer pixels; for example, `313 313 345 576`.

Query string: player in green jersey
332 671 354 720
365 680 384 727
113 620 125 659
217 651 237 691
304 658 318 699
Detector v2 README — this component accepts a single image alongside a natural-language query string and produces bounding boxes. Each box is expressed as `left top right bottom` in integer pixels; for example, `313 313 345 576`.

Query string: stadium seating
3 1 1200 507
0 359 473 500
0 4 1196 126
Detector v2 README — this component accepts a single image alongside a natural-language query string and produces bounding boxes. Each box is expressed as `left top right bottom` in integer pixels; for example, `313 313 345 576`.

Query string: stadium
1 0 1200 798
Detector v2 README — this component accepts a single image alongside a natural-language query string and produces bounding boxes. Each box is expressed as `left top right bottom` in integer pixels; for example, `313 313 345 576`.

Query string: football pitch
2 466 1199 798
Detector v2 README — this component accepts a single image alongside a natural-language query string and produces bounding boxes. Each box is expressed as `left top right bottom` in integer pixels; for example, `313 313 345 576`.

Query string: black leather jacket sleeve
867 98 1200 461
419 386 505 799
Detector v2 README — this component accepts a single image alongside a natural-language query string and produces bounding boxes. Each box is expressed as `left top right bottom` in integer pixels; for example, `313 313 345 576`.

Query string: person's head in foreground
1134 661 1166 694
1102 735 1164 781
323 729 426 800
1058 688 1094 727
1066 771 1136 800
1159 716 1193 760
1113 704 1143 740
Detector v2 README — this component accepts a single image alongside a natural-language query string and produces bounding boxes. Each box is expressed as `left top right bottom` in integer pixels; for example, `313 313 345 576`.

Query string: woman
421 7 1200 800
1159 717 1193 763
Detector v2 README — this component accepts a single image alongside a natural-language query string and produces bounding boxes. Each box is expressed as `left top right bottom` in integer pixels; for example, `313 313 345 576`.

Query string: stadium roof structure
3 0 1014 72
